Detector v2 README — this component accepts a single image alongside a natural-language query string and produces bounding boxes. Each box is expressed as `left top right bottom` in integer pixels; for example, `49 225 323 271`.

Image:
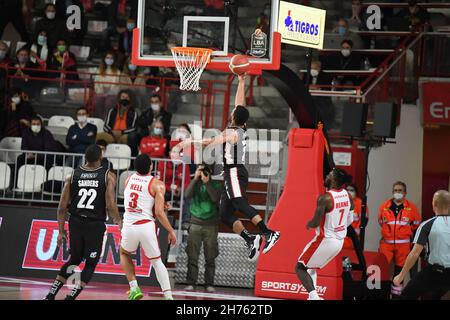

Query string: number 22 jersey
123 173 156 225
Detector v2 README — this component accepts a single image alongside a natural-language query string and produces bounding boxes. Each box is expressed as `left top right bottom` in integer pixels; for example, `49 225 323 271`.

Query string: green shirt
189 180 221 221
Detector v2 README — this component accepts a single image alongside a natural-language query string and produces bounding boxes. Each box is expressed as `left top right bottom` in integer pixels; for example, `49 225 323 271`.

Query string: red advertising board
421 82 450 126
22 220 153 276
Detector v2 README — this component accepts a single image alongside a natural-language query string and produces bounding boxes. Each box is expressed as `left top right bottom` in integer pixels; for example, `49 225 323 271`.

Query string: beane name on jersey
335 201 349 209
78 180 99 187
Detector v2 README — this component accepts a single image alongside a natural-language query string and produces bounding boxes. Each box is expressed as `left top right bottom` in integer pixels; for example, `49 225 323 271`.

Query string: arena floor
0 277 267 300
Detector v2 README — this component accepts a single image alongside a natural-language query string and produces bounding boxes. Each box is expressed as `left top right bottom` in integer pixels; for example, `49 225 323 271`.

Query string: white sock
163 290 173 299
307 269 317 288
309 290 320 300
152 258 171 293
129 280 138 290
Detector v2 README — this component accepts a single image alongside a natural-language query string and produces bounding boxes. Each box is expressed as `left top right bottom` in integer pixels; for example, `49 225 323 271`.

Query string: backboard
131 0 281 74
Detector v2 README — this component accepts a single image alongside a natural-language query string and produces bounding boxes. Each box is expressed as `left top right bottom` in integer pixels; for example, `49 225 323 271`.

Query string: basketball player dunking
295 168 354 300
120 154 177 300
44 145 123 300
176 74 280 260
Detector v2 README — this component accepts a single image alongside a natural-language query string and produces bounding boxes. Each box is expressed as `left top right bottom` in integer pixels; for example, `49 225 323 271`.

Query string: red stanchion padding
254 128 345 300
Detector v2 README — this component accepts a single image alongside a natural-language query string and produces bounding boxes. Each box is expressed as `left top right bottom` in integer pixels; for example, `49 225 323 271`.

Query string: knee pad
80 256 100 284
231 197 259 220
58 257 83 279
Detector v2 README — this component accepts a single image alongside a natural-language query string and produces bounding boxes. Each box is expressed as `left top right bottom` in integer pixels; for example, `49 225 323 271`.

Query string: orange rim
171 47 213 64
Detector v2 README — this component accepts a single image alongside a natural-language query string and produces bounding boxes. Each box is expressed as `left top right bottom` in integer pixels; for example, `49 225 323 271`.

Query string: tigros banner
278 1 326 49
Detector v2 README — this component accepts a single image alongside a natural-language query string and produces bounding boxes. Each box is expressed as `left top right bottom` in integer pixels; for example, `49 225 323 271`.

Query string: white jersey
316 189 352 240
123 173 156 225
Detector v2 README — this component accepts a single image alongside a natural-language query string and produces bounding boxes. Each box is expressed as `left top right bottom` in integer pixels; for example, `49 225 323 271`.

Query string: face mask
31 125 41 134
128 64 137 71
11 96 21 104
120 99 130 106
46 11 56 20
127 23 135 31
393 193 404 201
263 8 270 16
0 50 6 60
310 69 319 77
348 191 356 198
338 26 347 36
77 115 87 124
18 56 28 64
37 35 47 46
57 45 66 53
104 58 114 66
151 103 160 112
153 128 163 135
341 49 351 57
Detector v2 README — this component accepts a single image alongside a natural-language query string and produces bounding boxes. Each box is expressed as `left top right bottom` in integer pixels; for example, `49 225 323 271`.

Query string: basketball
229 54 250 75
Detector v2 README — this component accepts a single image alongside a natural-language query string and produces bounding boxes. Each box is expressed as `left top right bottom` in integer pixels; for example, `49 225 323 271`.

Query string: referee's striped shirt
413 215 450 268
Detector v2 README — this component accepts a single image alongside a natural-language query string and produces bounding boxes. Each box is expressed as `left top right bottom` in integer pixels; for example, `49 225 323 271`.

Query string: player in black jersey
175 74 280 260
44 145 122 300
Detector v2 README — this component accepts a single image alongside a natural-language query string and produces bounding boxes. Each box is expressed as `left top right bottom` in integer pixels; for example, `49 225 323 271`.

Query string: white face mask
77 115 87 124
341 49 351 57
151 103 160 112
31 125 41 134
104 58 114 66
46 11 56 20
153 127 163 136
393 193 404 201
11 96 21 104
310 69 319 77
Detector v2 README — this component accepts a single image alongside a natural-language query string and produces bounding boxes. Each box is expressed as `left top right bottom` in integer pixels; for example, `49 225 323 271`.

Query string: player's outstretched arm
307 193 332 229
152 180 177 246
56 176 72 246
235 74 247 107
106 171 123 229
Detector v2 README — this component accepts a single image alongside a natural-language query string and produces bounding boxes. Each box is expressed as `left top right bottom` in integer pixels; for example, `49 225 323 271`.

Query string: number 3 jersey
69 166 108 221
123 173 156 226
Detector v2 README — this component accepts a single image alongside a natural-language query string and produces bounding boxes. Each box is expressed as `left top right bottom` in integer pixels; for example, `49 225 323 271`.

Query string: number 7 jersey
123 173 156 225
319 189 352 240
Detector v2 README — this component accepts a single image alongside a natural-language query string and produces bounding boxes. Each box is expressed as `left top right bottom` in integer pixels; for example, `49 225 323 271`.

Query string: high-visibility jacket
378 198 421 243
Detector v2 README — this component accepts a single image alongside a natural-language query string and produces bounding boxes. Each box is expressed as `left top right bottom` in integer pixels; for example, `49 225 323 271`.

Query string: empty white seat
105 144 131 170
48 115 75 129
0 137 23 164
0 162 11 190
87 117 105 133
14 165 47 193
47 166 74 182
118 170 136 198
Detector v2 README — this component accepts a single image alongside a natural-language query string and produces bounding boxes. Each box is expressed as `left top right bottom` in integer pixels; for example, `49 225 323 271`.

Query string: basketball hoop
170 47 213 91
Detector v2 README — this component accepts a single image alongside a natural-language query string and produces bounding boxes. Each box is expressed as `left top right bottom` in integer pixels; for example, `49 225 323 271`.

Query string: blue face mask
128 64 137 71
37 35 47 46
153 128 162 135
0 50 6 60
127 23 135 31
104 58 114 66
18 56 28 64
338 26 347 36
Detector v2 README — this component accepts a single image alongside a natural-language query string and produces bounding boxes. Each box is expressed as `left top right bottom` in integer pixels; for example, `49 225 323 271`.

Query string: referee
393 190 450 300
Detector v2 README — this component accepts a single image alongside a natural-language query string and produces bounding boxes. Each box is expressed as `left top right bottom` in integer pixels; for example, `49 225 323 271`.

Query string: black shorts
68 215 106 261
223 165 248 199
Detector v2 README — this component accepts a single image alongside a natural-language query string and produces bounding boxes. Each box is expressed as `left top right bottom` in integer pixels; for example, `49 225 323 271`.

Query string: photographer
184 164 222 293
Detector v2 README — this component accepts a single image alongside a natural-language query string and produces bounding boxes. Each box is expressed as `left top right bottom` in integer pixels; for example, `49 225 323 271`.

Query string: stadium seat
14 165 47 193
118 170 136 199
87 117 105 133
87 20 108 36
105 144 131 170
0 137 23 164
42 166 74 196
69 45 91 61
0 162 11 191
48 115 75 129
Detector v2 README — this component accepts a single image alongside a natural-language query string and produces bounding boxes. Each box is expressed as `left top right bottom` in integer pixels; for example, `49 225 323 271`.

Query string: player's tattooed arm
56 176 71 246
106 172 123 229
307 193 332 229
153 181 177 246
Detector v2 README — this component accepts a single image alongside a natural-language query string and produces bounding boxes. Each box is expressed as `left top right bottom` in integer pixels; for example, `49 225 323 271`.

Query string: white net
170 47 213 91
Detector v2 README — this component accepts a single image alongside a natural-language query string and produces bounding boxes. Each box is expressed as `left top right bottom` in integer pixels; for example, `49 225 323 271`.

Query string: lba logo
261 281 327 296
22 219 153 276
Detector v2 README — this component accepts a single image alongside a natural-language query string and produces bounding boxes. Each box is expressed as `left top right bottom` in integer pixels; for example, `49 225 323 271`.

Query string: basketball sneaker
128 287 144 300
247 234 262 261
262 231 281 254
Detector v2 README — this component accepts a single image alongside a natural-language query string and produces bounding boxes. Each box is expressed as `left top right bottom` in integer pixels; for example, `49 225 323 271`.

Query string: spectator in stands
30 30 50 69
139 120 168 159
170 123 196 173
344 183 369 249
118 18 135 56
109 37 127 70
330 39 362 86
150 94 172 136
17 116 58 169
332 18 364 49
3 88 36 137
65 107 98 167
348 0 363 31
35 3 65 48
0 41 11 67
97 89 137 145
48 39 79 81
120 57 147 106
403 0 431 30
301 60 332 87
184 163 221 293
9 47 41 98
0 0 30 42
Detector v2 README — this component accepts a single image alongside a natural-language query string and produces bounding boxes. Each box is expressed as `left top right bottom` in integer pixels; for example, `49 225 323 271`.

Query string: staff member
393 190 450 300
378 181 421 298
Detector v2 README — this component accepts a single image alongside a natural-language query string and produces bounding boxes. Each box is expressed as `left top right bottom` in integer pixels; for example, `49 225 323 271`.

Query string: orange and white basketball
229 54 250 75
